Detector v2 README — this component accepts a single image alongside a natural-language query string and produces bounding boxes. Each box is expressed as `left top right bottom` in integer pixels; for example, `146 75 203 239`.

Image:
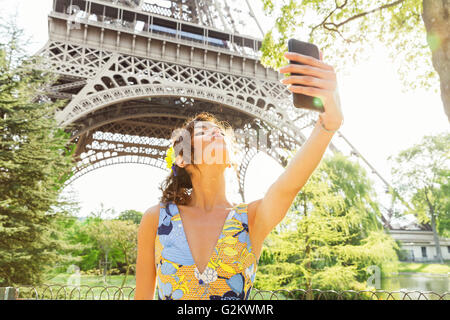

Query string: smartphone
287 38 324 113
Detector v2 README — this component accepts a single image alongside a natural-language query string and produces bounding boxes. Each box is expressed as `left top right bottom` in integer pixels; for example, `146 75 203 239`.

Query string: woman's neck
188 165 232 213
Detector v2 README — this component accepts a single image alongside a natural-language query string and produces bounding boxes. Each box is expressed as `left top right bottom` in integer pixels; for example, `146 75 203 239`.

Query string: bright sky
1 0 448 222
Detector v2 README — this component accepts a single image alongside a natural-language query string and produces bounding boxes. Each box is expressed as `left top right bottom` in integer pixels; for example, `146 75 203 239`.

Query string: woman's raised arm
249 50 344 244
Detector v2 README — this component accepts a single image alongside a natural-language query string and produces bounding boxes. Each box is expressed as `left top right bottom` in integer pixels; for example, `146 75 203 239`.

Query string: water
380 274 449 300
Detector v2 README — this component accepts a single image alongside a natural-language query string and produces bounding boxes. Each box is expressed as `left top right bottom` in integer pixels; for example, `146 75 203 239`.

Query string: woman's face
191 121 230 166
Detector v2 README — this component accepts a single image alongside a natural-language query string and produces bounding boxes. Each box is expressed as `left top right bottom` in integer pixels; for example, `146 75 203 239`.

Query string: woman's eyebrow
199 124 220 130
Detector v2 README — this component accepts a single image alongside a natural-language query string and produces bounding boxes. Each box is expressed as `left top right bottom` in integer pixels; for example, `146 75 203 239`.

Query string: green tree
0 20 76 286
44 189 89 280
84 218 117 283
117 209 143 225
59 204 124 274
107 220 138 288
255 153 399 298
259 0 449 121
62 216 102 272
84 218 138 287
437 181 450 238
388 132 450 263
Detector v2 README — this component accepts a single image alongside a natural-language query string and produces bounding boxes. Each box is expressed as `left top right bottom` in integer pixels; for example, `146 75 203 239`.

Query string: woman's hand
279 51 344 131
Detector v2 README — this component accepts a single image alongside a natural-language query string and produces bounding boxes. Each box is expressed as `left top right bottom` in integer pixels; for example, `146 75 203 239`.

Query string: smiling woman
135 48 345 300
135 112 259 300
159 112 239 205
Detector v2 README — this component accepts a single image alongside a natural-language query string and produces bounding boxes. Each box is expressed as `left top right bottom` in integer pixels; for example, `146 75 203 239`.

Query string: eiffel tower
36 0 395 227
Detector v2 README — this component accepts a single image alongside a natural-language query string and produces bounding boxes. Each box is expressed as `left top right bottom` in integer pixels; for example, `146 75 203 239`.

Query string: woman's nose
210 126 223 138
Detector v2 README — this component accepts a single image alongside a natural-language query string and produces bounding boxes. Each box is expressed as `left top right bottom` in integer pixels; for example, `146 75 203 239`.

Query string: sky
1 0 448 224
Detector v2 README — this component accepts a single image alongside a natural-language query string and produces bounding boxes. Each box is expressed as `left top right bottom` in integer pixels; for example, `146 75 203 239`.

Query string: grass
47 272 136 287
397 261 450 275
12 273 138 300
39 273 291 300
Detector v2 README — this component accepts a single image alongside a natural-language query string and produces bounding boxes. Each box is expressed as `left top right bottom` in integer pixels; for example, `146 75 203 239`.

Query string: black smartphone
287 38 324 113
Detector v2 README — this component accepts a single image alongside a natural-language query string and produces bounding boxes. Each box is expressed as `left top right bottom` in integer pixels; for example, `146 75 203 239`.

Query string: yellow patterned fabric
155 202 257 300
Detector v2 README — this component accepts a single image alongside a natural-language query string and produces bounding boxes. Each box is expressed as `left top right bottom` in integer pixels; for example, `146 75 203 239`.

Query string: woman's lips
211 134 224 141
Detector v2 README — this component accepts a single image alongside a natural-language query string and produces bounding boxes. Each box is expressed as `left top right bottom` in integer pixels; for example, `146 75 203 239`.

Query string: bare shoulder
138 202 164 235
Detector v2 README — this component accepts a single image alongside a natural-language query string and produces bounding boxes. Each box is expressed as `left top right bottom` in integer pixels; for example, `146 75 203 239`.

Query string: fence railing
1 285 449 300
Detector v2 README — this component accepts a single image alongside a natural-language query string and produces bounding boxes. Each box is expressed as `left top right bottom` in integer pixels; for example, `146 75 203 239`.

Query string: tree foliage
117 209 143 225
104 219 138 287
255 152 399 296
0 19 76 286
50 205 142 276
388 132 450 261
258 0 449 118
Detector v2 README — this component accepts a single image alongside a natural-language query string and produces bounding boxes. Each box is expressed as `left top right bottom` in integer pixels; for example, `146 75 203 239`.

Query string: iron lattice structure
37 0 376 208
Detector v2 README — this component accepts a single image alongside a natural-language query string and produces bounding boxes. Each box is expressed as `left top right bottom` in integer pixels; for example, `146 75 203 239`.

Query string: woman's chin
199 161 228 167
208 143 228 153
203 155 230 166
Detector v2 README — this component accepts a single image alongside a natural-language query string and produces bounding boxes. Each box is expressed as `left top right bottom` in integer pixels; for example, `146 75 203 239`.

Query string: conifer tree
0 20 76 286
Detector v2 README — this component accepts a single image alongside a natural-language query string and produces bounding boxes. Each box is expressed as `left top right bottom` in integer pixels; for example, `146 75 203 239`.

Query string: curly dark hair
159 112 239 205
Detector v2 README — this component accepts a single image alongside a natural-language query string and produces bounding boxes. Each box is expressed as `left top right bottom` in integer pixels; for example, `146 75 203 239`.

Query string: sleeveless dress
154 201 258 300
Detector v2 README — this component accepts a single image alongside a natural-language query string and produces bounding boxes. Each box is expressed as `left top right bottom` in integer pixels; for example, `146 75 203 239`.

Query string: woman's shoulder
144 202 166 216
139 202 166 232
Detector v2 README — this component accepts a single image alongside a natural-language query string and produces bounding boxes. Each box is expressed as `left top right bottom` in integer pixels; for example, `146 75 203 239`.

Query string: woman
134 50 344 300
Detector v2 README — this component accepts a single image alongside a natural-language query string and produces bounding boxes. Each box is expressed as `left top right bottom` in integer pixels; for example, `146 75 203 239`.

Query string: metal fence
1 285 449 300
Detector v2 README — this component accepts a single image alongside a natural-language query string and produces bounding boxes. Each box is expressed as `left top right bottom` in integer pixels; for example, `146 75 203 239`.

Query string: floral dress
154 201 258 300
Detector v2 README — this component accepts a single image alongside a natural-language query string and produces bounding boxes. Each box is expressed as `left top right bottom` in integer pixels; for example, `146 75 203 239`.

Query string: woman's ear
175 154 186 168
